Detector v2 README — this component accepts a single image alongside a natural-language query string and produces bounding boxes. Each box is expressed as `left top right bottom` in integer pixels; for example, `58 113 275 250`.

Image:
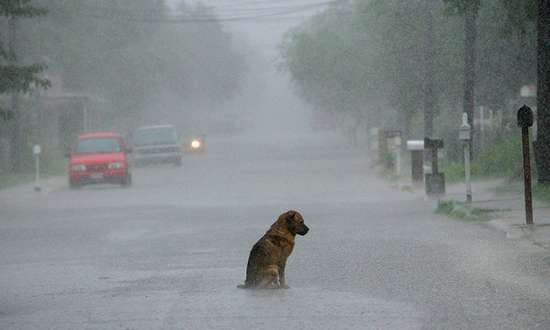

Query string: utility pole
423 1 434 140
8 14 21 172
463 7 477 159
536 0 550 184
423 0 436 178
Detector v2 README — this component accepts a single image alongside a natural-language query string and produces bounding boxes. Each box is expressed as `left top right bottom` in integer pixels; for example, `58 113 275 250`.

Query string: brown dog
238 210 309 289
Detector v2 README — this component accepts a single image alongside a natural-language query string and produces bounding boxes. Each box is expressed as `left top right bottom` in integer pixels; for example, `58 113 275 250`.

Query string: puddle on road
164 288 423 329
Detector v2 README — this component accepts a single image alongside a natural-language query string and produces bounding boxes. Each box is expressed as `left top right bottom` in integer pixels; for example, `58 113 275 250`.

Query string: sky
166 0 332 57
163 1 337 135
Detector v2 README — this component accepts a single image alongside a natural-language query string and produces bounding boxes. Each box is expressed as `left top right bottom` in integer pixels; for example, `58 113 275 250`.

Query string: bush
436 200 491 221
442 132 522 182
472 132 522 178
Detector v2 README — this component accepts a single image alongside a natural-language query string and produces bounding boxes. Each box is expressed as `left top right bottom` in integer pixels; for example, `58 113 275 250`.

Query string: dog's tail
237 284 249 289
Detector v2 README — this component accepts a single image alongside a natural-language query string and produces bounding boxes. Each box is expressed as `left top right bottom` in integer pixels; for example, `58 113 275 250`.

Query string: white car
132 125 183 166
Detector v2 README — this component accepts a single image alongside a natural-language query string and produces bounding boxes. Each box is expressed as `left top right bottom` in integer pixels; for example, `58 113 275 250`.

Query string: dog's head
283 210 309 236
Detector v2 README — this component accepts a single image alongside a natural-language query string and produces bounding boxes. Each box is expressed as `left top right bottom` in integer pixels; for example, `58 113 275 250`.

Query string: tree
282 0 440 138
0 0 50 171
18 0 246 130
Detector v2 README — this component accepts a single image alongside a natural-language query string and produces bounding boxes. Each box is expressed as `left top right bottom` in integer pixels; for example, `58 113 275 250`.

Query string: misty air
0 0 549 329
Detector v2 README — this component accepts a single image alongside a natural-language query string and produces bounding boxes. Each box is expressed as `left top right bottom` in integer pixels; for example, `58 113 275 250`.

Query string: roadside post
33 144 41 192
424 138 445 196
378 129 387 168
369 128 379 165
392 134 402 179
517 105 534 225
459 113 472 203
385 130 402 178
406 140 424 185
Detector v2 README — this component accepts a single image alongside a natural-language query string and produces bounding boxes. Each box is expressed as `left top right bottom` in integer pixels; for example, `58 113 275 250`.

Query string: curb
488 218 550 251
0 176 66 195
487 219 526 239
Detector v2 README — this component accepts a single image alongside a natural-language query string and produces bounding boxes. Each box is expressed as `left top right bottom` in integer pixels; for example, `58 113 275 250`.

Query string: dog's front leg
279 262 290 289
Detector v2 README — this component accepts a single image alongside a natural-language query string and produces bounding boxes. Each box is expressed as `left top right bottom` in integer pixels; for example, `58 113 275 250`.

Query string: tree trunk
536 0 550 184
464 9 477 159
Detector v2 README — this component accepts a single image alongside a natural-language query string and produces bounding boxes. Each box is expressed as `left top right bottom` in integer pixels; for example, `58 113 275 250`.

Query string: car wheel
121 172 132 187
69 180 81 189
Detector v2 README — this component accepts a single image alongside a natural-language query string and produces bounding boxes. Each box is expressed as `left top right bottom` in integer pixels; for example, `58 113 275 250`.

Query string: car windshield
75 138 121 154
133 127 177 146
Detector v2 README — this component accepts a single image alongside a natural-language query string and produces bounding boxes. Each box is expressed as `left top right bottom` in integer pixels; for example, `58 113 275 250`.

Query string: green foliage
443 0 481 15
281 0 536 140
436 200 491 221
0 0 50 95
0 173 34 189
533 184 550 205
0 143 65 190
0 64 50 93
281 0 435 134
442 132 522 182
441 161 467 183
17 0 245 122
500 0 536 34
473 132 522 177
0 0 47 17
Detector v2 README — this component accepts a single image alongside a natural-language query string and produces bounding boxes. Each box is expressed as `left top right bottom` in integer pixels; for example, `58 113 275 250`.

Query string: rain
0 0 550 329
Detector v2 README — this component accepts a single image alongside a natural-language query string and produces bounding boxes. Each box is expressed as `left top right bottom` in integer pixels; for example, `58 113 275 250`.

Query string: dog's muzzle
297 225 309 236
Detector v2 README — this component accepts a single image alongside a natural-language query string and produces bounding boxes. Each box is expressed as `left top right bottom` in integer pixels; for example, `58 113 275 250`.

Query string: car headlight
191 139 201 149
70 164 86 172
108 162 124 169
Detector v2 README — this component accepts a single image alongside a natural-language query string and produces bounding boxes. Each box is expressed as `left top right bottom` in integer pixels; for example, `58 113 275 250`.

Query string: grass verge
0 173 35 189
436 200 494 221
533 184 550 205
0 146 65 190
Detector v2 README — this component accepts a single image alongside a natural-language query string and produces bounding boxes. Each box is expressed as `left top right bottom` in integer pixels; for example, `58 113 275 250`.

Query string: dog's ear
286 217 292 226
286 210 296 219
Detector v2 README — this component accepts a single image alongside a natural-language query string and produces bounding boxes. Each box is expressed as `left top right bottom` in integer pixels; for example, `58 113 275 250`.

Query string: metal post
431 147 438 174
33 145 41 192
395 143 401 179
464 142 472 204
521 126 534 225
460 113 472 204
480 105 485 148
517 105 534 225
83 104 88 132
34 154 40 192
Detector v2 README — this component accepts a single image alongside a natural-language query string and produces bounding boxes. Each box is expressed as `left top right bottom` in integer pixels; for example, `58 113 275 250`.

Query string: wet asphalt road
1 131 549 329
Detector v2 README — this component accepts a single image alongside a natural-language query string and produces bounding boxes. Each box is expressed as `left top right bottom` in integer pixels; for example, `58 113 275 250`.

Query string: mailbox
459 113 471 141
406 140 424 151
424 138 444 149
517 105 534 128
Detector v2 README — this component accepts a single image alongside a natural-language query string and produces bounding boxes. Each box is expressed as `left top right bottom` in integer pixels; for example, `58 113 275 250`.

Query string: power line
57 0 345 24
